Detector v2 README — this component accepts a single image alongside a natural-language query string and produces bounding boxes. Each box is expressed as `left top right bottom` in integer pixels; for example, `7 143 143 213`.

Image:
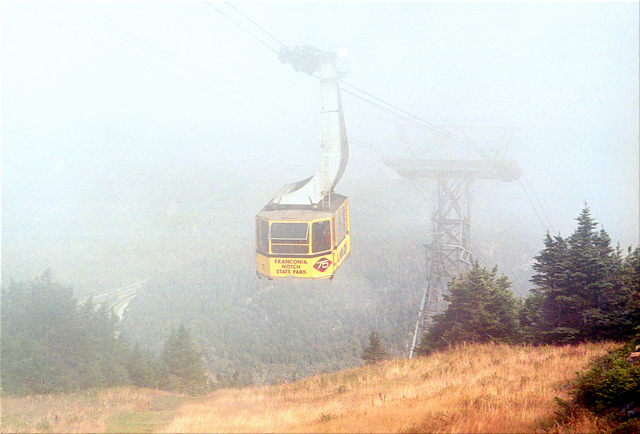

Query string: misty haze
2 2 639 432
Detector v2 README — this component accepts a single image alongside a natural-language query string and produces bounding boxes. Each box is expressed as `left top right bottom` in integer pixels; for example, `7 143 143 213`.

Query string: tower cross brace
383 158 521 358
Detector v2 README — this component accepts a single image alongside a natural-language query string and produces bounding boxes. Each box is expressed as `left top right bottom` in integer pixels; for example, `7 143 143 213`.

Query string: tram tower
384 157 522 358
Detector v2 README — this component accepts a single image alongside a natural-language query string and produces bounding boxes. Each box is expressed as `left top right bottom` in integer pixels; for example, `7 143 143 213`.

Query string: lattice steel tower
384 157 522 358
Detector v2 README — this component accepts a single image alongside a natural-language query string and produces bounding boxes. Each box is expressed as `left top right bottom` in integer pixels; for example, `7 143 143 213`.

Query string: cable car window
312 220 331 253
270 222 309 254
335 204 347 243
270 222 309 240
331 216 337 247
256 219 269 253
271 244 309 254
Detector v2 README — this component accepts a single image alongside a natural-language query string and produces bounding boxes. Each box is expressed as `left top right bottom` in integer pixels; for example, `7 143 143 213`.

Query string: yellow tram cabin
256 195 350 279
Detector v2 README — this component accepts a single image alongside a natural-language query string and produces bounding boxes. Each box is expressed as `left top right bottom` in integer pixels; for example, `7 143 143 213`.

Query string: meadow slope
1 342 615 433
162 342 615 433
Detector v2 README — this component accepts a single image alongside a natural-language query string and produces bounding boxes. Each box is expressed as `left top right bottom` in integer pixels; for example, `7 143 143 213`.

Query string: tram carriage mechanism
256 46 351 279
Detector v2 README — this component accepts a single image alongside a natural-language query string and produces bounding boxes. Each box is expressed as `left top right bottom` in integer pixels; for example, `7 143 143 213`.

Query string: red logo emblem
313 257 332 272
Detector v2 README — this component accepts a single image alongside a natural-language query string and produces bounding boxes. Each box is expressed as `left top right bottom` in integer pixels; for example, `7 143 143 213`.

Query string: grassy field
0 388 194 433
1 342 616 433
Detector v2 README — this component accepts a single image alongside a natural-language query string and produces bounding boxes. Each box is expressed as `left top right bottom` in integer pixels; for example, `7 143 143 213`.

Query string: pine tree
529 231 579 343
361 330 389 365
527 205 639 343
159 324 208 395
126 342 159 388
584 246 640 341
415 262 519 355
1 272 130 395
76 299 129 388
518 290 549 343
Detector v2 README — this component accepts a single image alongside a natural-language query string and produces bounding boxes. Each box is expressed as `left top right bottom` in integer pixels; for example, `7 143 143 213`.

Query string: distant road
78 280 147 320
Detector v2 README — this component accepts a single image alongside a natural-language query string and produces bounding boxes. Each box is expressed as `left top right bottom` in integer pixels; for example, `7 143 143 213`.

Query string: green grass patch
106 394 194 433
106 410 176 433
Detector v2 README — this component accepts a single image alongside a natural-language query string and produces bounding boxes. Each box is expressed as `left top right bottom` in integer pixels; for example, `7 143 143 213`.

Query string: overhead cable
205 2 280 55
224 2 286 49
210 2 491 159
518 176 556 234
342 82 491 157
34 2 317 133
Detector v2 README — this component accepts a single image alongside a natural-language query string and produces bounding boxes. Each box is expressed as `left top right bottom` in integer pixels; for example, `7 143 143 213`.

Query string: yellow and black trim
256 195 350 279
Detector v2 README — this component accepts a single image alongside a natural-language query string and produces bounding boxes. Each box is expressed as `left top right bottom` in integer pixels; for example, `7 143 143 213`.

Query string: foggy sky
2 2 639 289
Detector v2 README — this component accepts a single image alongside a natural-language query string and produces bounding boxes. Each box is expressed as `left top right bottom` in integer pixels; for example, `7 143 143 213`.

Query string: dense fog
3 2 638 379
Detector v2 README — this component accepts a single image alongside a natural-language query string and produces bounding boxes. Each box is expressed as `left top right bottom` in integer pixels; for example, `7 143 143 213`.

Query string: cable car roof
257 194 347 221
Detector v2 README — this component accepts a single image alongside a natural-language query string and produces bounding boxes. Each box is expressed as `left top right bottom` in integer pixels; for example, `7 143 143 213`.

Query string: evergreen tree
159 324 208 395
214 370 254 389
583 246 640 341
1 272 130 395
527 205 639 343
126 342 160 388
361 330 389 365
1 272 87 394
528 231 579 343
75 299 129 388
518 290 549 343
415 262 519 355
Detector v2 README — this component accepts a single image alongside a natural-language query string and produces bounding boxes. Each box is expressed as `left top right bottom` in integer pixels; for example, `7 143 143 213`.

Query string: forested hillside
120 238 426 383
107 167 541 384
3 164 631 388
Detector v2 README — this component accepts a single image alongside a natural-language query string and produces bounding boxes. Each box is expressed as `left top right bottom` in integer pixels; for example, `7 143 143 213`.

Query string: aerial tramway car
256 46 351 280
256 194 350 279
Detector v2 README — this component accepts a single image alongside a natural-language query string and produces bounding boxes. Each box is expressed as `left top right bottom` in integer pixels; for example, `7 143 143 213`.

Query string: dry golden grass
1 342 615 433
0 387 185 433
161 342 616 434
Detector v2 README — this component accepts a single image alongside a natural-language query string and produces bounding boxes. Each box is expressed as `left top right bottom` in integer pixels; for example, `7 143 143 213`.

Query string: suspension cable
342 83 491 157
36 2 317 133
518 176 555 234
224 2 286 49
211 2 494 159
204 2 280 55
